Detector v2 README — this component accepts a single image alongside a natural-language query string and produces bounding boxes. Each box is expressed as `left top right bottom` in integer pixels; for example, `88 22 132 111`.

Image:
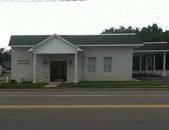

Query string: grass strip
0 82 47 89
58 81 164 89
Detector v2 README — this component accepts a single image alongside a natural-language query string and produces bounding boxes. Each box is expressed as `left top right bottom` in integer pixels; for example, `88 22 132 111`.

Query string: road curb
56 88 169 91
0 87 169 91
0 89 57 91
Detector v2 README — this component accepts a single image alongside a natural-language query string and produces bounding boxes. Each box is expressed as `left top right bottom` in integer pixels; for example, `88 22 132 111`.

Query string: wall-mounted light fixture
44 59 47 65
69 59 73 65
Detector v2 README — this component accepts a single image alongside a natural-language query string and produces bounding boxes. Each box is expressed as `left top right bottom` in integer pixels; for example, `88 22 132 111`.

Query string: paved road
0 90 169 105
0 109 169 130
0 90 169 130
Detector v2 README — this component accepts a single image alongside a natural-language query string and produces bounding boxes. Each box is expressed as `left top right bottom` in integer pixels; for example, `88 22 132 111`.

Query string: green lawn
0 81 166 90
58 81 164 89
0 82 47 89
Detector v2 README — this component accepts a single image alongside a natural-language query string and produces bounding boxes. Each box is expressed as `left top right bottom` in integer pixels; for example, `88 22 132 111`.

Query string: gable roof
9 35 50 46
135 42 169 51
28 34 82 52
9 33 142 46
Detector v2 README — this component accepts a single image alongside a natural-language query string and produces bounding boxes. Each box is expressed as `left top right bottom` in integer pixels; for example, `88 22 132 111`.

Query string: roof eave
77 44 143 47
10 45 34 47
134 50 169 53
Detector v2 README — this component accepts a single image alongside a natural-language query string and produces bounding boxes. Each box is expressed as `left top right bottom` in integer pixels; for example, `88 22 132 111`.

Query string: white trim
77 44 143 47
33 54 37 83
94 33 136 35
74 53 78 83
11 45 34 47
162 52 167 77
34 52 78 54
145 56 148 73
139 56 142 73
143 42 167 44
28 35 54 51
134 50 169 53
28 34 82 52
61 33 136 36
57 35 82 51
153 54 156 73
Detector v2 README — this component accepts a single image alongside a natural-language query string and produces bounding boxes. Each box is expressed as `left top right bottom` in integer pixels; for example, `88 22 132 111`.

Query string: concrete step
44 82 61 88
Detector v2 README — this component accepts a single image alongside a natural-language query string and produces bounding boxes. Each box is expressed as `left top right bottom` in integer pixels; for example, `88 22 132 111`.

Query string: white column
153 54 156 73
145 55 148 74
139 56 142 73
162 52 167 77
74 53 78 83
33 54 37 83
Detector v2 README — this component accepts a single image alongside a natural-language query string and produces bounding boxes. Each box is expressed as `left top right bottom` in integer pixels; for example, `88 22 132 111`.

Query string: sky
0 0 169 48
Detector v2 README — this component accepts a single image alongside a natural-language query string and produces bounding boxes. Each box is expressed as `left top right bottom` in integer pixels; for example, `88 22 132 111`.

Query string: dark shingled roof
9 34 142 46
9 35 50 46
135 42 169 50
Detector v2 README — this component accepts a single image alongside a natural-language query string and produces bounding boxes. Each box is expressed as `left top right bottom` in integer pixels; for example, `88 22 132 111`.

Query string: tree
102 26 136 34
162 31 169 43
138 24 163 41
101 23 169 43
0 48 11 64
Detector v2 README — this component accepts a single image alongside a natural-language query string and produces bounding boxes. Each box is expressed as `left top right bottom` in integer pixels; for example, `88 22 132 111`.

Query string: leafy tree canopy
0 48 11 64
101 23 169 43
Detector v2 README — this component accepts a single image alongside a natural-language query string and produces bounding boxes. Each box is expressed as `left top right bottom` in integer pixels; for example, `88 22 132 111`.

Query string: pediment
28 34 82 54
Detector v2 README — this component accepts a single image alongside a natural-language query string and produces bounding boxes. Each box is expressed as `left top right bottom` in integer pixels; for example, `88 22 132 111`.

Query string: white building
9 33 142 83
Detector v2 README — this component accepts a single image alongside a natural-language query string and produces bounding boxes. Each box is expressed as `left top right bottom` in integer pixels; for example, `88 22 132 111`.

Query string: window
104 57 112 72
88 57 96 72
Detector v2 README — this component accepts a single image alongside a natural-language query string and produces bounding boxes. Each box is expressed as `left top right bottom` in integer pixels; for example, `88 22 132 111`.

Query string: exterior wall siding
34 37 78 54
81 47 133 81
11 47 82 83
36 54 76 82
11 47 33 81
11 46 133 82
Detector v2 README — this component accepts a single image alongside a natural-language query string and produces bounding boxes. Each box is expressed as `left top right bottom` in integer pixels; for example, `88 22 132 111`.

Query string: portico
29 34 82 83
133 42 169 77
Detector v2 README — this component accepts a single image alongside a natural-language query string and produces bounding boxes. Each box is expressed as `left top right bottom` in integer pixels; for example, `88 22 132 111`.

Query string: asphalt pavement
0 90 169 105
0 90 169 130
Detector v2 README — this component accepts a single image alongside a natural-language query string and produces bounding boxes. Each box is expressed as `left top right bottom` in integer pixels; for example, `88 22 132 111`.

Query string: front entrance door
50 61 67 82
